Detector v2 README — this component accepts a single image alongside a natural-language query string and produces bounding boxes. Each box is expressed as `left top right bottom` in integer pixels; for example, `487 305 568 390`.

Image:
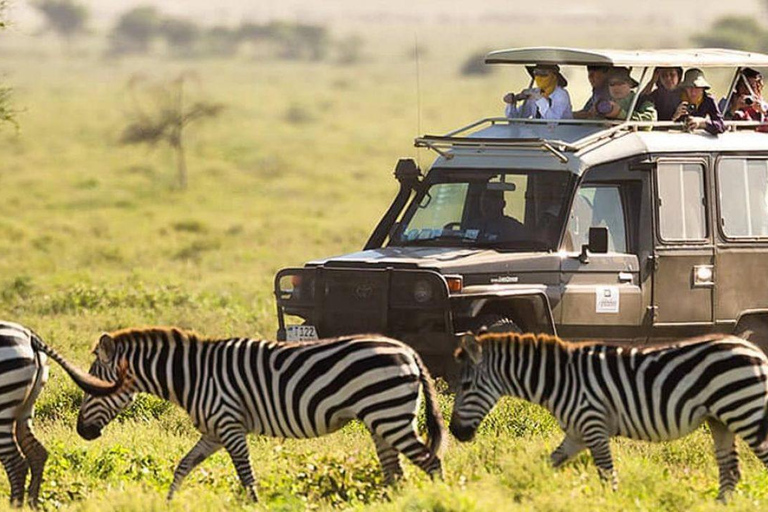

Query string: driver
477 189 526 241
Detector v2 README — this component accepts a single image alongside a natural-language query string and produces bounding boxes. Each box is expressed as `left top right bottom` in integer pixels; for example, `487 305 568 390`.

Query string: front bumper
275 265 454 346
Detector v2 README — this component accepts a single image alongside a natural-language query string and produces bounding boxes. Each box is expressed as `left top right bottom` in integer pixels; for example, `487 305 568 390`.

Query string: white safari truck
275 48 768 381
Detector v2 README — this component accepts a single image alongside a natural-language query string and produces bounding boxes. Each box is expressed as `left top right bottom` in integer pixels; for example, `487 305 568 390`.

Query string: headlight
413 279 433 303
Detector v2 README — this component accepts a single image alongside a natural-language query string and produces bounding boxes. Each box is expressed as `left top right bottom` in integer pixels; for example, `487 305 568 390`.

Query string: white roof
485 47 768 68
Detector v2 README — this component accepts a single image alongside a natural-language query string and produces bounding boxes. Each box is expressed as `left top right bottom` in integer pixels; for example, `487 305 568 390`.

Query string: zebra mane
102 326 211 346
474 331 735 353
477 332 573 350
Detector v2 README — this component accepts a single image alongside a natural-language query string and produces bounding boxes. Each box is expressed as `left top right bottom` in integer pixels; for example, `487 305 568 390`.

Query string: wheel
470 314 522 334
735 316 768 355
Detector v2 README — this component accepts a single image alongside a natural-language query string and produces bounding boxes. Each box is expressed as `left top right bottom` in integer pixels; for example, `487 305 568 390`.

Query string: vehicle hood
307 246 562 274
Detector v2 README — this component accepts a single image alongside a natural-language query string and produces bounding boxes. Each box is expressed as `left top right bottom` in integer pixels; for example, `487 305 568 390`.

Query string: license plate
286 325 319 341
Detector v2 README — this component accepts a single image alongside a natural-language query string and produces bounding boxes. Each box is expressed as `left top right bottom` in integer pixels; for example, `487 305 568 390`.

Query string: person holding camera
573 65 611 119
598 67 657 122
721 68 767 122
503 64 573 120
640 67 682 121
671 68 724 134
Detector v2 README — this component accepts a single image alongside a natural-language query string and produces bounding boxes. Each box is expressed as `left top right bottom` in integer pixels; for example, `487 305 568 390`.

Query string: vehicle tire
735 316 768 355
470 314 522 334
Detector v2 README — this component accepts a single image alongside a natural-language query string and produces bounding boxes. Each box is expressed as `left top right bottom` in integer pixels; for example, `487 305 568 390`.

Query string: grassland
0 24 767 511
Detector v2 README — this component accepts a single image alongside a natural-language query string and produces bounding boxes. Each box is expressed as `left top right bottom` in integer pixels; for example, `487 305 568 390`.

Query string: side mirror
578 226 609 263
589 226 609 254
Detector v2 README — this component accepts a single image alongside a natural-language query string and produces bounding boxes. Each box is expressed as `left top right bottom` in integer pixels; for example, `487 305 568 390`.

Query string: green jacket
615 92 657 122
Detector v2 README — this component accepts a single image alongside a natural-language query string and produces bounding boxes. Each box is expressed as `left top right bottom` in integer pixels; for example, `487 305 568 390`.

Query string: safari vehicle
274 48 768 379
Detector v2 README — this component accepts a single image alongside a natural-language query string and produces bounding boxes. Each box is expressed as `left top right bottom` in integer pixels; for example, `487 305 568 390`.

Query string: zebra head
76 333 135 440
450 332 502 442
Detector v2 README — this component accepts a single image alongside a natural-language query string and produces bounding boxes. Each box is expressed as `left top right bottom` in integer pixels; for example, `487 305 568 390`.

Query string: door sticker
596 286 620 313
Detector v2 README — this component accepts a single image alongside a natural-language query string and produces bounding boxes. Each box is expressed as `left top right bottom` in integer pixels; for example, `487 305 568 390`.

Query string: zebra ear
460 332 483 365
97 333 116 364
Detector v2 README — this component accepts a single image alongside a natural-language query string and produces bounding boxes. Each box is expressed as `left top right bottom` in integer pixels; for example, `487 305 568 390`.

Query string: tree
692 16 768 52
33 0 88 46
120 74 224 189
108 6 161 56
159 17 201 58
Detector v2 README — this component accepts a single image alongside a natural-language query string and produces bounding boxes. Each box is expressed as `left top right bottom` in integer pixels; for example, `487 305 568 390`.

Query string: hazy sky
10 0 764 30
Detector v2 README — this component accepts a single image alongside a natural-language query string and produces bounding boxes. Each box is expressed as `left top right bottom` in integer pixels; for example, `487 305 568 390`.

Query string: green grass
0 25 766 510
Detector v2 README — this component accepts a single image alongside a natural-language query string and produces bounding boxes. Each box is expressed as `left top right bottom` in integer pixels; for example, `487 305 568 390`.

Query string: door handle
618 272 633 283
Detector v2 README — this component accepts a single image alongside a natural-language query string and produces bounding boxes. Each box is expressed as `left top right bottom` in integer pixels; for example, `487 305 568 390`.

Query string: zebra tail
414 353 446 457
30 331 127 396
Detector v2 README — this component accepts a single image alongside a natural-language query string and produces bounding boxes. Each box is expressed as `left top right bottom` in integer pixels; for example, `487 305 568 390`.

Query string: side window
717 158 768 238
565 185 627 253
656 162 707 241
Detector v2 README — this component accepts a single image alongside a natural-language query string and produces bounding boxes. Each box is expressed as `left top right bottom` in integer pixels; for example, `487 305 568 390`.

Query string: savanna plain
1 22 767 512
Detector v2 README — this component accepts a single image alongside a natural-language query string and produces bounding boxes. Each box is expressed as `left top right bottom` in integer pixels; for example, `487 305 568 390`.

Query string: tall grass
0 25 765 510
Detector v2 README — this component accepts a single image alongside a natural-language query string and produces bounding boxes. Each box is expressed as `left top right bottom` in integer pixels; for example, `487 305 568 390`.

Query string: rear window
717 158 768 239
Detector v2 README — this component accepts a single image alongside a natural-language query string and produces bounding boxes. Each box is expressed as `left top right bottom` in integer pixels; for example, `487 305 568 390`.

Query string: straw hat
678 68 711 89
525 64 568 87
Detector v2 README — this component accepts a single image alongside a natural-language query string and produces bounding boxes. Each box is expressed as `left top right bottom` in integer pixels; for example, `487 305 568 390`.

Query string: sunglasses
533 70 552 76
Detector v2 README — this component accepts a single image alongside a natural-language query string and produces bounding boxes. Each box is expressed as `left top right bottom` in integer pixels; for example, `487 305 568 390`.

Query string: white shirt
505 86 573 120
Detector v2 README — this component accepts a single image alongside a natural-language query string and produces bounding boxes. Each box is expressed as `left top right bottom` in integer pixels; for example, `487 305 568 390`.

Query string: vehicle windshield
391 169 574 251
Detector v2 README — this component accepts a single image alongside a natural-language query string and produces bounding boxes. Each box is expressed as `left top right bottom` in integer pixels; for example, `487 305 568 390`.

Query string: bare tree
120 74 224 189
0 0 15 130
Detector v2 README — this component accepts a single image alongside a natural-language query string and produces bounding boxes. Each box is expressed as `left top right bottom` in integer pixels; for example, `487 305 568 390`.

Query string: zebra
0 321 125 508
75 326 446 501
449 331 768 501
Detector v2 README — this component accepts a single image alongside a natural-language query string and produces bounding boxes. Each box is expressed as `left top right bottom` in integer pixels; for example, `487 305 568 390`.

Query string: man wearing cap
600 67 657 122
640 67 683 121
573 65 611 119
503 64 573 120
672 68 725 134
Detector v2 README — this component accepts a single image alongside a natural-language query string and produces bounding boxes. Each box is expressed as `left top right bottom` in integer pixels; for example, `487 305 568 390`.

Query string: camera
595 98 614 116
513 88 540 101
685 103 696 113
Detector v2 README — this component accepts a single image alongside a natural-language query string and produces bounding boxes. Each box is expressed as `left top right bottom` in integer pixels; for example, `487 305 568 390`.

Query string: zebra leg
0 426 28 508
167 435 222 501
220 429 258 502
550 434 586 468
16 419 47 509
371 434 403 484
584 432 618 491
378 421 442 480
707 419 740 502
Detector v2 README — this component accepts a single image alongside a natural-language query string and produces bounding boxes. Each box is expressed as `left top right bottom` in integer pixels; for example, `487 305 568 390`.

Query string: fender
456 287 557 335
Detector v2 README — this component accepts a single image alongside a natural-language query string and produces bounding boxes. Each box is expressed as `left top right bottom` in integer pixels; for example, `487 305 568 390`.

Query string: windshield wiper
399 234 475 246
475 240 553 251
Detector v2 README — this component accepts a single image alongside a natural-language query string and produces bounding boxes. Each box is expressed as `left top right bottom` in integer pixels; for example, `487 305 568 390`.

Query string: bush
460 49 493 76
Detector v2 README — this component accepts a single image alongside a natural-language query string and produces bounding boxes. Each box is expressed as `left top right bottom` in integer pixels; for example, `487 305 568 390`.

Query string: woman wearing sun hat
600 67 657 122
671 68 725 134
503 64 573 120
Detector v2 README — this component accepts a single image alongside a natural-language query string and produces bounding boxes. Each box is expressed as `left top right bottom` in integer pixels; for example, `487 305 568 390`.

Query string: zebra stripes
75 327 445 501
0 321 123 508
449 331 768 501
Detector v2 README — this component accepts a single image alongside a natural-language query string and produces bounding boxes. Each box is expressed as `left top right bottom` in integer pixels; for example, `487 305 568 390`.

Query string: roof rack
414 118 768 161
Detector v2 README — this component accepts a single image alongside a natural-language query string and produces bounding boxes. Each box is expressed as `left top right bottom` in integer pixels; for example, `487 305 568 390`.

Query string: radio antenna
414 34 423 168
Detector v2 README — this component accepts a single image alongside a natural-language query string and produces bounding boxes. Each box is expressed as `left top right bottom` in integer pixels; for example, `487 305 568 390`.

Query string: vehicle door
714 156 768 323
651 158 714 328
558 180 644 340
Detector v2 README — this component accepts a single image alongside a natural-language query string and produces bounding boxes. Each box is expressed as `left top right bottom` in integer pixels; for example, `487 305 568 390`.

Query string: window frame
565 182 631 254
653 158 710 245
715 156 768 242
